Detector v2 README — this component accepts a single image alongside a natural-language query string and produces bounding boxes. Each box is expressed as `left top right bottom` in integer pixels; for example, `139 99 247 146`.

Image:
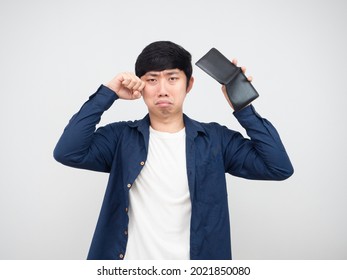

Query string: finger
129 73 143 84
132 79 145 91
133 79 146 95
132 90 142 99
121 73 132 86
122 73 141 89
247 76 253 82
232 58 238 65
241 66 246 73
126 79 138 89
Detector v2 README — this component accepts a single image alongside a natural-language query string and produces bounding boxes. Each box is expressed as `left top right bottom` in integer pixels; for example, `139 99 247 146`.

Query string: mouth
155 100 173 107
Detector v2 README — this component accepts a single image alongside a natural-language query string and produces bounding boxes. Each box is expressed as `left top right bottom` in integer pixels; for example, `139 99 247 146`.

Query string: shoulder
102 114 150 135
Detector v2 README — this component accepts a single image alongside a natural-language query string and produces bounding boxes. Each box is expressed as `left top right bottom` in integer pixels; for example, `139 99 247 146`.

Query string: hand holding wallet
195 48 259 111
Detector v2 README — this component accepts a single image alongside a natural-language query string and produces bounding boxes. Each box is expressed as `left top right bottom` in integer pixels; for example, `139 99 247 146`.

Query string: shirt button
119 253 124 259
124 230 128 235
125 207 128 213
127 183 132 188
140 161 145 166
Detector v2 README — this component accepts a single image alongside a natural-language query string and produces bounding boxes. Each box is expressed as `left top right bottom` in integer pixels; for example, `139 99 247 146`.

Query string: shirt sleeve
53 85 121 172
223 105 294 180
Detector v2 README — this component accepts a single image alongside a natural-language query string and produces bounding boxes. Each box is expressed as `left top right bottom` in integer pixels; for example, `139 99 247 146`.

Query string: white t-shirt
124 127 191 260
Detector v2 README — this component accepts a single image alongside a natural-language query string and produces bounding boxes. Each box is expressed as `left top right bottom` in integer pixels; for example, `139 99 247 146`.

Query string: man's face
141 69 193 118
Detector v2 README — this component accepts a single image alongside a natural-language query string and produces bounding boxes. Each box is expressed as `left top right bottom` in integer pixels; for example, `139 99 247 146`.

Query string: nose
157 79 169 97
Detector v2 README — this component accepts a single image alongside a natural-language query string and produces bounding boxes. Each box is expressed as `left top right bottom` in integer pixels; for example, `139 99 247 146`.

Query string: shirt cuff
87 84 118 111
233 104 263 126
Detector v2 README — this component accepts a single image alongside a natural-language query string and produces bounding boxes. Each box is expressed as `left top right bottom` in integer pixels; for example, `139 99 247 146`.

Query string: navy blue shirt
54 85 293 260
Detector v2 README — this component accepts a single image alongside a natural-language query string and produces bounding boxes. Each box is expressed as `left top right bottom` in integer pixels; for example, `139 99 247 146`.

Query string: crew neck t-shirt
124 127 191 260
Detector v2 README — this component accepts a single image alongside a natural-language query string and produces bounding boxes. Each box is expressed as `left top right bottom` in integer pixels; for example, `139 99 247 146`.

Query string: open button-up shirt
54 85 293 260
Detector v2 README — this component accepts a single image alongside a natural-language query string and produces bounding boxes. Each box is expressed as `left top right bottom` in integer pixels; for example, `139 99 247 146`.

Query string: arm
53 73 145 172
223 105 294 180
221 59 293 180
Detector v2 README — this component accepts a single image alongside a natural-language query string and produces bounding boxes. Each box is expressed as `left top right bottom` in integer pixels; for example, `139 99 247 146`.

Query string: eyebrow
146 70 180 76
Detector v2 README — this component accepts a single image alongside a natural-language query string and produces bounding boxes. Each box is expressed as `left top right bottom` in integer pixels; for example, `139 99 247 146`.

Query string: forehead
144 69 183 76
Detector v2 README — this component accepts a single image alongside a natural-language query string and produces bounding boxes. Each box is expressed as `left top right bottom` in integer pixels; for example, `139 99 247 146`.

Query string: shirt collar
127 113 206 139
183 114 206 139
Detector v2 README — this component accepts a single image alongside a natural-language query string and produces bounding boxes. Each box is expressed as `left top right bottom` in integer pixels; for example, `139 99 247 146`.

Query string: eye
146 78 157 84
169 77 178 82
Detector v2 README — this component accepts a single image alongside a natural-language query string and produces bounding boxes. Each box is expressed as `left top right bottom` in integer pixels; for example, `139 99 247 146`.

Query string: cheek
142 84 155 95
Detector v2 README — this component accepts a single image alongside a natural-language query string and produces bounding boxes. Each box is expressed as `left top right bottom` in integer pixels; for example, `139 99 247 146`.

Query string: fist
106 72 145 100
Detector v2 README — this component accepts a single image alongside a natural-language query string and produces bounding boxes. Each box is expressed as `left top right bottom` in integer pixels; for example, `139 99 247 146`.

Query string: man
54 41 293 260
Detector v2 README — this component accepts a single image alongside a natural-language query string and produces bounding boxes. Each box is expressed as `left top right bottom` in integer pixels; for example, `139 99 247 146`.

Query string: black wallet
195 48 259 111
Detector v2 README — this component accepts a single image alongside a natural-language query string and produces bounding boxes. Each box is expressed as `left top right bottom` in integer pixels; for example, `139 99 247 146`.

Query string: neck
149 112 185 133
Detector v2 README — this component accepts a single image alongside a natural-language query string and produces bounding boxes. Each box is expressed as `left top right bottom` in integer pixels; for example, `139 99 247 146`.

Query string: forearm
231 105 294 180
53 85 118 171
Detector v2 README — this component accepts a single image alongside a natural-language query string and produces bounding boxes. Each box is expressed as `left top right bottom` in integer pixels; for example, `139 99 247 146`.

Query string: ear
186 77 194 93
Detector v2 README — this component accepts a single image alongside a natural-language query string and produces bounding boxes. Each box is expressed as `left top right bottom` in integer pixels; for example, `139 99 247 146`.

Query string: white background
0 0 346 259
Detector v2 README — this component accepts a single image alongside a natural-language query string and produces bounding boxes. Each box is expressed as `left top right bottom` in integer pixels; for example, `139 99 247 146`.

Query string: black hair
135 41 192 87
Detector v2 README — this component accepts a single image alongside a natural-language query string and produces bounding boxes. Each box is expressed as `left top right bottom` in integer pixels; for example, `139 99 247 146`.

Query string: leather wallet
195 48 259 111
